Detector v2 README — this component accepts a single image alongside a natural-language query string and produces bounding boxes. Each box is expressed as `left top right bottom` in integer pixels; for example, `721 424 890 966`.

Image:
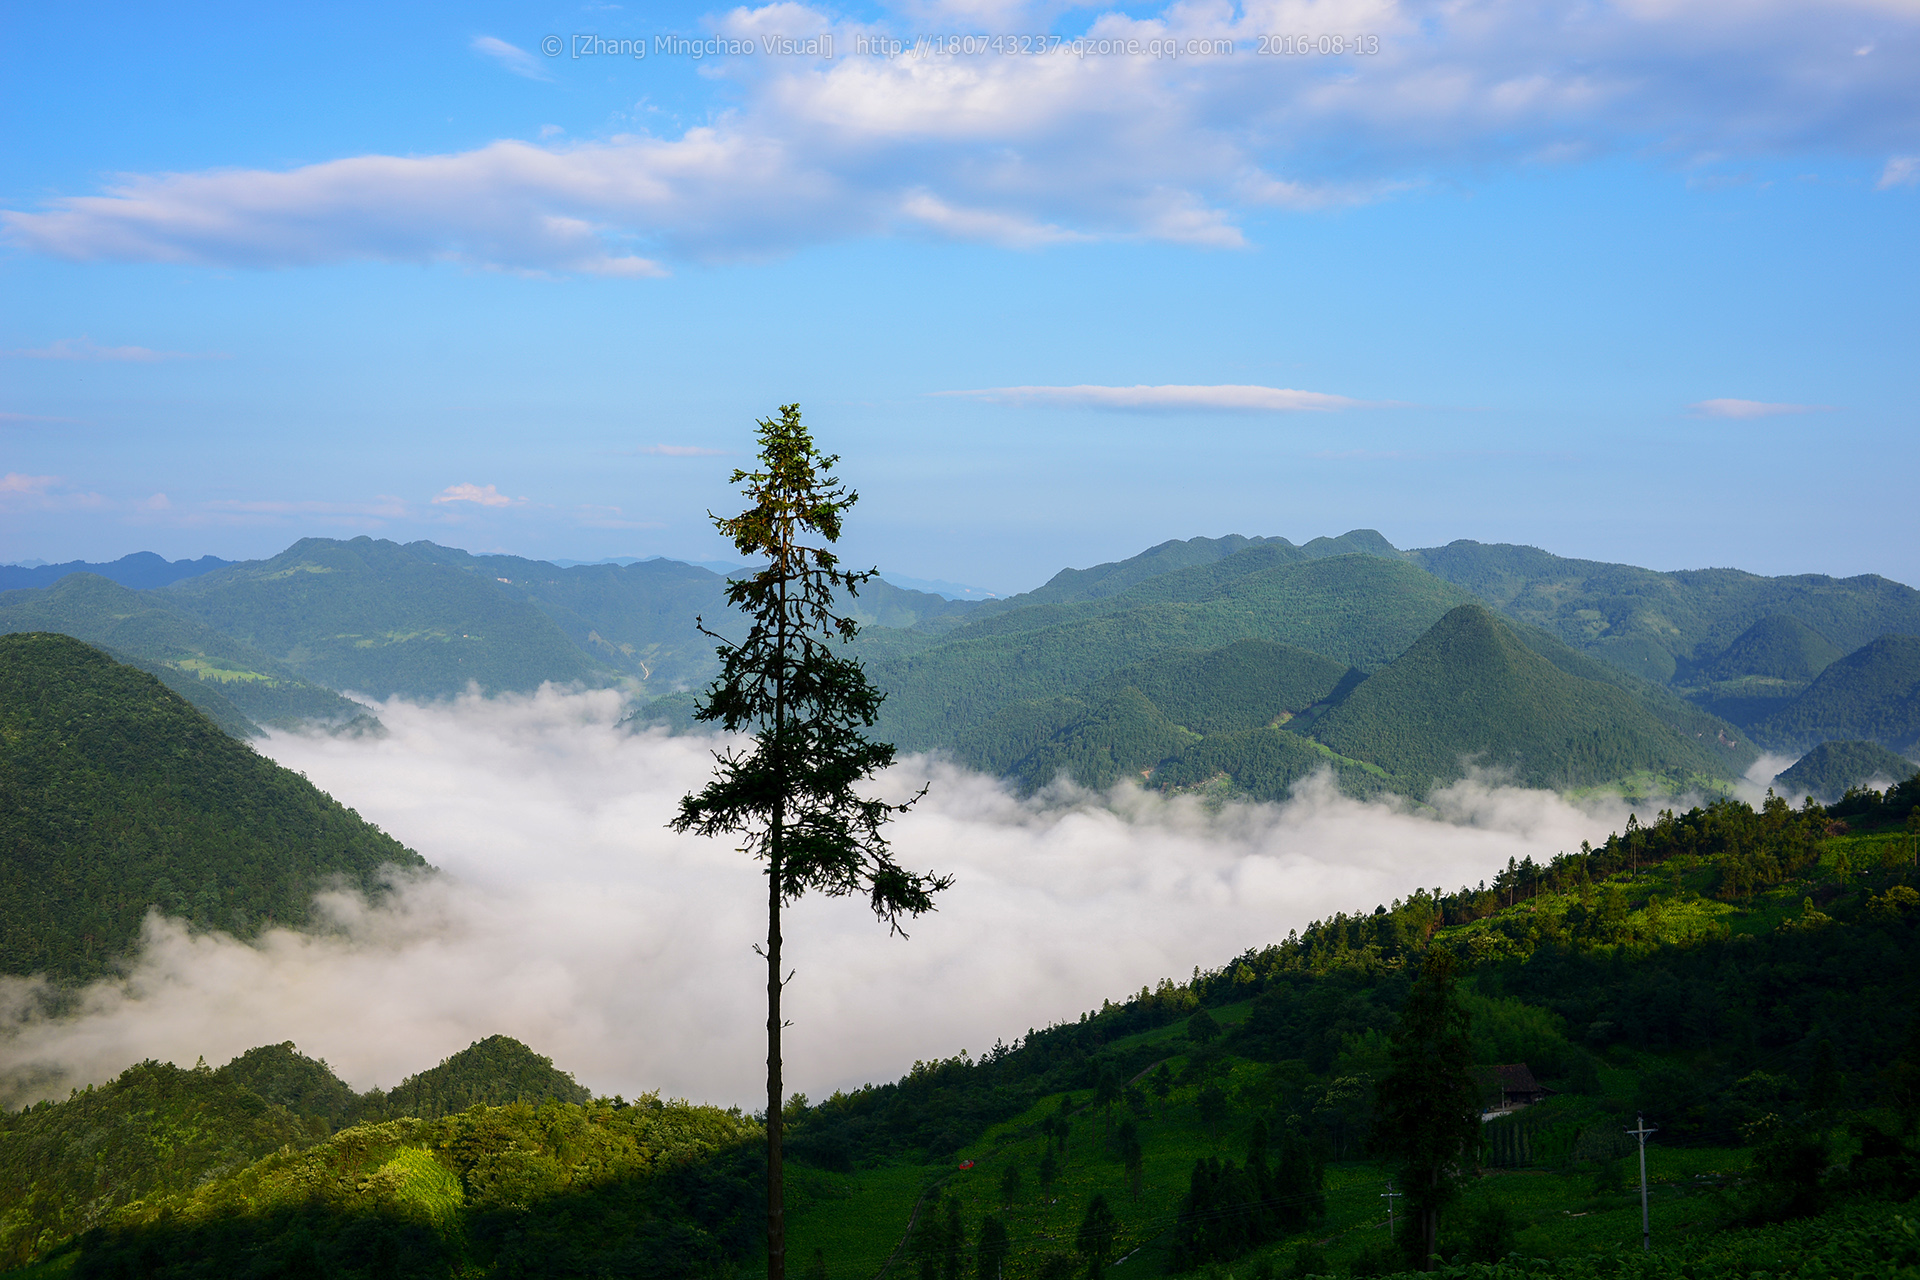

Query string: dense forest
0 633 427 982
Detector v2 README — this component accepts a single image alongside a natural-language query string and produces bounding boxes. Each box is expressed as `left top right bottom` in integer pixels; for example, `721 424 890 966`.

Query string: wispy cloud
432 483 518 507
937 384 1382 412
4 0 1914 274
470 35 551 82
3 336 225 362
1880 156 1920 189
628 444 728 457
0 473 106 510
1688 398 1834 419
0 411 86 424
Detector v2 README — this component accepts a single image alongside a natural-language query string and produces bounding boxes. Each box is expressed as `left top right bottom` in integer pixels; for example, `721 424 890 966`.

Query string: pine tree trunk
768 814 784 1280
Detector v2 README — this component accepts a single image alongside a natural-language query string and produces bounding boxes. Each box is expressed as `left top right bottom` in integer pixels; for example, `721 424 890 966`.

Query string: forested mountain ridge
11 528 1918 797
0 573 365 732
0 552 232 593
157 537 621 699
1406 538 1920 686
1310 604 1730 793
0 633 428 982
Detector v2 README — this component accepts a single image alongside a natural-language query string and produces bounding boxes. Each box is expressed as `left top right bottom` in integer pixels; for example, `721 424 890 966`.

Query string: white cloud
1880 155 1920 188
3 336 223 362
2 0 1916 273
938 383 1381 411
0 688 1636 1109
471 35 551 82
1688 397 1833 418
432 483 517 507
0 473 59 496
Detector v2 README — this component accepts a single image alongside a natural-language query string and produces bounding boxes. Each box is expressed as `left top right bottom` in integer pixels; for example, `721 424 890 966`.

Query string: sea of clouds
2 686 1760 1110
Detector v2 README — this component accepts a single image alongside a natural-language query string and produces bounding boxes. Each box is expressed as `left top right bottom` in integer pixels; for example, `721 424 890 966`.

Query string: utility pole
1626 1115 1658 1251
1381 1180 1402 1239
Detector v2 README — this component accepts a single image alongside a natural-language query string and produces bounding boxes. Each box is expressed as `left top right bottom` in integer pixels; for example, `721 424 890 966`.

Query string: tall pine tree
673 405 952 1279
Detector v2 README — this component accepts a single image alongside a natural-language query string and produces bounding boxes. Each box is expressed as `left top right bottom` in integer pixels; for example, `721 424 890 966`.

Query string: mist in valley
2 686 1668 1109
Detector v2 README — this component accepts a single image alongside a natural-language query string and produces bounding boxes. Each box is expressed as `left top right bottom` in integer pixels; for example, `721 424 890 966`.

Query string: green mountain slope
0 633 428 981
1756 634 1920 753
862 554 1479 750
955 529 1403 627
951 640 1371 795
1086 639 1354 735
1409 539 1920 684
1772 739 1918 801
161 537 618 699
1312 604 1731 793
1700 614 1844 682
0 573 364 732
405 542 970 691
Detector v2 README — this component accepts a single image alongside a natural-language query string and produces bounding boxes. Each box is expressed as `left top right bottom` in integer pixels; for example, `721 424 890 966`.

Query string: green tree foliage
0 1035 635 1269
1076 1192 1118 1279
998 1161 1022 1207
0 1059 313 1269
671 405 951 1280
362 1036 591 1122
1373 952 1480 1270
975 1214 1010 1280
1187 1008 1222 1046
219 1042 361 1131
0 632 427 981
1169 1117 1326 1271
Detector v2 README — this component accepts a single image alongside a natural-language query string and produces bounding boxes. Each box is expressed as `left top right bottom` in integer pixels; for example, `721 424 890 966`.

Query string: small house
1475 1063 1552 1117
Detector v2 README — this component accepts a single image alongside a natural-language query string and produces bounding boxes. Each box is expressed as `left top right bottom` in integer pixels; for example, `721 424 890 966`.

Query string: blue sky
2 0 1915 593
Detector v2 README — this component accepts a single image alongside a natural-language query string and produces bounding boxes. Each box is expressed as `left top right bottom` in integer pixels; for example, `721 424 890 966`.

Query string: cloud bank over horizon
0 686 1654 1111
5 0 1915 275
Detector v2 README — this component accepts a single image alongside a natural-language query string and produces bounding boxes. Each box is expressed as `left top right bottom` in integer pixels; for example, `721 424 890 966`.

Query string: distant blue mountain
0 552 233 592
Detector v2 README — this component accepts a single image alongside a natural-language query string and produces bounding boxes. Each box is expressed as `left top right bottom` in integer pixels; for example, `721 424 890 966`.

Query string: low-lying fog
5 687 1750 1109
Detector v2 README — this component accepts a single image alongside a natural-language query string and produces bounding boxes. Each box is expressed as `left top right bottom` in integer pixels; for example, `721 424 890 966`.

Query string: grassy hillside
1409 539 1920 685
1311 605 1733 794
160 537 617 699
1757 634 1920 754
767 775 1920 1278
0 633 427 982
1773 740 1918 801
0 573 363 731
